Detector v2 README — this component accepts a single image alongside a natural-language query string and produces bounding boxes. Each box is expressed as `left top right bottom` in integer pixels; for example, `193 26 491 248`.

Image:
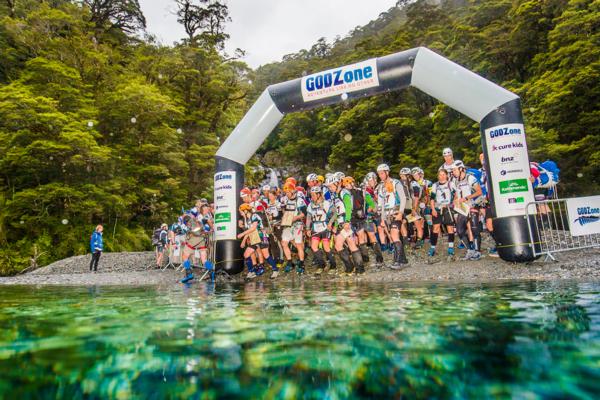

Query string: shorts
484 205 493 220
432 208 454 226
534 187 549 200
363 220 376 233
336 227 354 240
385 218 402 230
183 243 206 257
351 220 366 233
156 244 166 253
282 225 304 244
311 230 331 241
250 241 269 250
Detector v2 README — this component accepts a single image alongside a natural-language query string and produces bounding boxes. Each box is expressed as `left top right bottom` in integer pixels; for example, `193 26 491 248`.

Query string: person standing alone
90 225 103 272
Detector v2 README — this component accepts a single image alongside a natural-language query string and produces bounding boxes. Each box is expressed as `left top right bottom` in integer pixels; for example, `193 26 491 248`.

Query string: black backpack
151 228 162 246
350 188 366 220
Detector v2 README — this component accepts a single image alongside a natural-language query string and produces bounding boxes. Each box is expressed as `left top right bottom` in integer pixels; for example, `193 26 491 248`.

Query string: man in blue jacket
90 225 103 272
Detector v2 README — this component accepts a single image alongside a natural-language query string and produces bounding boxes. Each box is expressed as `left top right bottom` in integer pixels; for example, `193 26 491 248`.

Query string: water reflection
0 281 598 398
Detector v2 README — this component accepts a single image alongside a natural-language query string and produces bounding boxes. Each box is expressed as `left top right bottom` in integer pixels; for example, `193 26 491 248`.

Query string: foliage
0 0 248 275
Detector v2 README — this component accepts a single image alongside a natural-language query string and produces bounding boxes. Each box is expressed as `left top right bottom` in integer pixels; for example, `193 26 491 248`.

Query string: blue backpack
539 160 560 184
467 168 487 197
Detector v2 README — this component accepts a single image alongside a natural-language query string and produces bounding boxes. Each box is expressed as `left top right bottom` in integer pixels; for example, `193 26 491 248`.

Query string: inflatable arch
214 47 538 274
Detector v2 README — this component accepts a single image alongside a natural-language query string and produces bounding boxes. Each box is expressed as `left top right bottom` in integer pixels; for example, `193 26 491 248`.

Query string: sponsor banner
566 196 600 237
485 123 534 217
214 171 237 240
301 59 379 102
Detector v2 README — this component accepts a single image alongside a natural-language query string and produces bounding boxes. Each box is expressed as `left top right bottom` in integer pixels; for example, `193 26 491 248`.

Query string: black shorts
432 208 454 226
250 242 269 250
351 220 366 232
311 230 331 241
534 187 549 200
387 219 402 230
484 206 493 220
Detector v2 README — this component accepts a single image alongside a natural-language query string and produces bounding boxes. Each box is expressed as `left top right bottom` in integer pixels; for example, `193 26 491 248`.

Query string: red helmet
240 188 251 198
296 186 306 194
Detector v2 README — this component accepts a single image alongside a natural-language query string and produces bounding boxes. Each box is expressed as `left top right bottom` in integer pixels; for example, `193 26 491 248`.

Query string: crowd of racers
234 147 498 280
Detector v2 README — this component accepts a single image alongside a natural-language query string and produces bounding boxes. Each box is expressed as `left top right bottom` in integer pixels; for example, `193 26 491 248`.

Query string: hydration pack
151 228 162 246
466 168 487 196
538 160 560 188
350 188 365 220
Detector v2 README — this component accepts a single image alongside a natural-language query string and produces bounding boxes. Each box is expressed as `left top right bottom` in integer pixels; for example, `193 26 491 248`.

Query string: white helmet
400 167 411 175
306 173 318 183
365 172 377 181
443 147 453 156
261 184 271 192
326 175 340 186
310 185 322 194
334 171 345 180
452 160 465 169
376 163 390 172
411 167 423 176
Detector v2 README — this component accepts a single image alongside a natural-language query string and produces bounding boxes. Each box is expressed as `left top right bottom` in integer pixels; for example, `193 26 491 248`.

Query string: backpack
350 188 365 220
151 228 162 246
538 160 560 188
467 168 487 197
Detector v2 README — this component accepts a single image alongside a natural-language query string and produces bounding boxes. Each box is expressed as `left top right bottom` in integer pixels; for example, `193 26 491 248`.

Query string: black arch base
215 156 245 275
480 99 539 262
493 216 538 262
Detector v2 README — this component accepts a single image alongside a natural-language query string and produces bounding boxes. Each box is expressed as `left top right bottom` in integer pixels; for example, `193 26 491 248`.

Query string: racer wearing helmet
305 185 336 273
440 148 455 174
428 167 456 257
398 167 416 248
341 176 367 274
451 160 483 261
327 174 364 275
361 172 385 265
237 203 279 279
408 167 427 248
479 153 498 257
306 173 319 188
280 180 308 274
375 163 409 268
264 187 284 267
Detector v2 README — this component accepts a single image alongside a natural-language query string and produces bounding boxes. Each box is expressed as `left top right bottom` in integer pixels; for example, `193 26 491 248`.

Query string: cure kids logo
573 206 600 227
301 59 379 102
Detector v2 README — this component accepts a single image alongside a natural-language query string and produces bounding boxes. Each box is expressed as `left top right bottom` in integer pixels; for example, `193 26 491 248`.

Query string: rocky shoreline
1 246 599 286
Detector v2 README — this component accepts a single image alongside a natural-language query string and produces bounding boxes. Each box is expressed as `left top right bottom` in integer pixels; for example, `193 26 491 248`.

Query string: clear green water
0 282 599 399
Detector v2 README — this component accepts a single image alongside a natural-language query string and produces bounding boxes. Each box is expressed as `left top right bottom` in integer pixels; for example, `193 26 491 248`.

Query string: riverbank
1 246 599 286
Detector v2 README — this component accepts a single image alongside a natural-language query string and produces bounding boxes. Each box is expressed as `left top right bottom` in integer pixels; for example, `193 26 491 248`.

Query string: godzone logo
489 126 522 139
573 206 600 226
215 173 233 181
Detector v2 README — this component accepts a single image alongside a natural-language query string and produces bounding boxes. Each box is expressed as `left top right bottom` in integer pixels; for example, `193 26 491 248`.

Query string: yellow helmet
238 203 252 213
283 182 296 193
317 175 325 184
341 176 355 187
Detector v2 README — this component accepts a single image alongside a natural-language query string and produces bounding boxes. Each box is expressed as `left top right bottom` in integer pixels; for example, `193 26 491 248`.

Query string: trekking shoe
458 241 466 249
255 265 265 276
447 247 455 256
246 271 256 279
328 267 337 275
270 270 279 280
416 239 424 249
381 244 388 252
489 248 499 258
470 251 482 261
428 248 436 257
296 265 305 275
463 249 474 260
390 262 405 270
376 255 384 263
284 261 293 273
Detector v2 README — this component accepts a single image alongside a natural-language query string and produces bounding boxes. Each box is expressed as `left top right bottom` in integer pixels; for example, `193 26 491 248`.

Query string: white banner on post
566 196 600 237
214 171 237 240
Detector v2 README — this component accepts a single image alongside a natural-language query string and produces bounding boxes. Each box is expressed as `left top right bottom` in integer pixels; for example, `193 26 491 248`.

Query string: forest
0 0 598 274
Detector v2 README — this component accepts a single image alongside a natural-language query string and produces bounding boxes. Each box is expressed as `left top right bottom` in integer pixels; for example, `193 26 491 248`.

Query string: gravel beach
1 245 599 286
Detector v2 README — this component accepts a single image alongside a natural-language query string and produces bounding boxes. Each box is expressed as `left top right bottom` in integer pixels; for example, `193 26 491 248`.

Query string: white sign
566 196 600 236
214 171 237 240
301 59 379 102
484 123 534 218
